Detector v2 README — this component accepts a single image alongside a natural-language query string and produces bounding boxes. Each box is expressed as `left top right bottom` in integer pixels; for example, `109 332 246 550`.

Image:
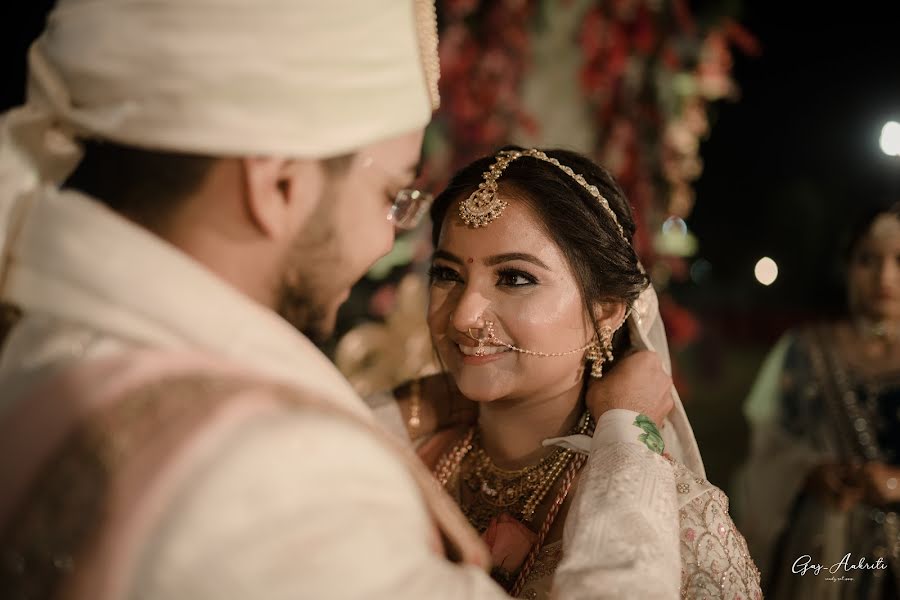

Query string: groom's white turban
0 0 440 271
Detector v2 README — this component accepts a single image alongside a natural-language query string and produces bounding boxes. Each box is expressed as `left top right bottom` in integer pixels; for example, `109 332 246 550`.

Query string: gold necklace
434 411 593 531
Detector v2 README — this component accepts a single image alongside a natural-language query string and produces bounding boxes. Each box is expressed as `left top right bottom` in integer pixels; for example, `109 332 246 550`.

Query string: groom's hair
64 139 353 233
64 139 219 232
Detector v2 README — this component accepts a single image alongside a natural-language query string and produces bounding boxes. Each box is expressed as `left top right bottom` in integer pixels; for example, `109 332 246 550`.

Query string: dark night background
3 0 899 487
687 0 900 333
675 0 900 485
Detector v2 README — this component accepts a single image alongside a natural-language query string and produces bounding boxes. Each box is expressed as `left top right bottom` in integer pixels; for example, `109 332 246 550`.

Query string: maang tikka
458 149 628 244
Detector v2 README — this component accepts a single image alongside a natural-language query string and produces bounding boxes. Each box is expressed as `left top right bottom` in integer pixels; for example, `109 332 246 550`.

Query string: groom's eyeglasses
361 155 433 231
388 188 433 230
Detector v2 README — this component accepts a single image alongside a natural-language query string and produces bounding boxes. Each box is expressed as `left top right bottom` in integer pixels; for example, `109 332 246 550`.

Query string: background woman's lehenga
735 325 900 600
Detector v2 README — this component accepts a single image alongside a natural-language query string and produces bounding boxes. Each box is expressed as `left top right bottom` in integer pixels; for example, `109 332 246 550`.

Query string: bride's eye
427 264 462 285
497 268 538 287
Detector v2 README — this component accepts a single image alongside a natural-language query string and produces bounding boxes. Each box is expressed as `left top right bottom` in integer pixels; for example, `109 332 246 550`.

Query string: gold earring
585 341 602 378
587 326 614 379
600 326 614 361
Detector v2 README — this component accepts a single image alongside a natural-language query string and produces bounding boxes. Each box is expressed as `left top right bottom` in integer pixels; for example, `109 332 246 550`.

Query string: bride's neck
477 382 584 470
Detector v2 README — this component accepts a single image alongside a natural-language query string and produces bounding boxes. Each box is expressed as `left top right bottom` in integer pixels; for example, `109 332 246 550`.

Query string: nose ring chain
467 320 592 357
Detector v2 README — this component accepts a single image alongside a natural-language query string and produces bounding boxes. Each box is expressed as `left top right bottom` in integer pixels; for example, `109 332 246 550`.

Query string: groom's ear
240 156 324 241
590 300 627 331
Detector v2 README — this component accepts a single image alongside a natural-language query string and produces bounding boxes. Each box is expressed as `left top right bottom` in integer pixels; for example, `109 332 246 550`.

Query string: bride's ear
591 300 627 332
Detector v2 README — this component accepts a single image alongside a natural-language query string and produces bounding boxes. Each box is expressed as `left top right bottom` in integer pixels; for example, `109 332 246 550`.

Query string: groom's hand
585 350 673 426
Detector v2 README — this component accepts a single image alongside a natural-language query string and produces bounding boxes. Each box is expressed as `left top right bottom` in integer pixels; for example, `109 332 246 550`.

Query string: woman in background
735 202 900 600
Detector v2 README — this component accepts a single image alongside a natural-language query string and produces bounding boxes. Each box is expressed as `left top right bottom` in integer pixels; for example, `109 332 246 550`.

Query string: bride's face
427 196 594 403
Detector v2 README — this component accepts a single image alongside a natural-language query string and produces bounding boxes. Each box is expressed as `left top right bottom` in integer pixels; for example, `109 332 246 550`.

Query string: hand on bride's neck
477 382 584 470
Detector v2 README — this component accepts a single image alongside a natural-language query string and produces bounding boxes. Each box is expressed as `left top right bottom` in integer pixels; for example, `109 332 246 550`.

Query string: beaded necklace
433 410 593 594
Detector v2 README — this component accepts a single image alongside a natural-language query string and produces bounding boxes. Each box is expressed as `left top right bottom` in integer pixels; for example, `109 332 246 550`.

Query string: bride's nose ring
466 321 496 357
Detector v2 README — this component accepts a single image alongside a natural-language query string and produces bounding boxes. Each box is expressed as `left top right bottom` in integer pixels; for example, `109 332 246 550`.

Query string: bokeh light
880 121 900 157
754 257 778 286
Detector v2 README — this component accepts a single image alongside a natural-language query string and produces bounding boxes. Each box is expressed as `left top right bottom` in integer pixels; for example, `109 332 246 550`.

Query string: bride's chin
466 393 500 404
453 378 506 404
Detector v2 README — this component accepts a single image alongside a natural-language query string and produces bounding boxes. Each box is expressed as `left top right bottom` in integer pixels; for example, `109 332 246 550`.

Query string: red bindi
467 257 474 264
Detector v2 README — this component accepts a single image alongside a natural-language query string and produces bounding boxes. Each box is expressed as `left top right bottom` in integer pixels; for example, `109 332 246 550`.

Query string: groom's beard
276 191 343 345
277 280 334 344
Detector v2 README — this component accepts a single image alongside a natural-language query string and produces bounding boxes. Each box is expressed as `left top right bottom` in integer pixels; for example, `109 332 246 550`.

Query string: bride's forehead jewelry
458 149 627 243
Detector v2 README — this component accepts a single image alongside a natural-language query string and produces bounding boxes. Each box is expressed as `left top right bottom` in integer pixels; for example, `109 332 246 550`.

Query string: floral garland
429 0 756 259
426 0 539 177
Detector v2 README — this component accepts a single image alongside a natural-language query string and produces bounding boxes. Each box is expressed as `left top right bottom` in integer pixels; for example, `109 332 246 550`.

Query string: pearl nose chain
467 320 593 357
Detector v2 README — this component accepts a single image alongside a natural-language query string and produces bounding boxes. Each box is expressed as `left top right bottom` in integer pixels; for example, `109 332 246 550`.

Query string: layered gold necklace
434 411 593 532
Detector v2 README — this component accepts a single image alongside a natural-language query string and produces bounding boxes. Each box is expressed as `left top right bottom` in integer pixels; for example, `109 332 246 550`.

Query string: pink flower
481 513 538 573
684 527 696 542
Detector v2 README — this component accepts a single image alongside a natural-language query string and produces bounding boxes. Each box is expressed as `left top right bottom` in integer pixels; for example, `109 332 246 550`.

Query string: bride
386 147 761 598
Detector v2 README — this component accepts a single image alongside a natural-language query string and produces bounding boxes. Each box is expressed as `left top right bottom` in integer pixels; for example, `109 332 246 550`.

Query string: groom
0 1 680 598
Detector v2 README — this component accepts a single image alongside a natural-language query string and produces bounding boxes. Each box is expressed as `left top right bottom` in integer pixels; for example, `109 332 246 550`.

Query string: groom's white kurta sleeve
553 409 681 599
132 406 679 599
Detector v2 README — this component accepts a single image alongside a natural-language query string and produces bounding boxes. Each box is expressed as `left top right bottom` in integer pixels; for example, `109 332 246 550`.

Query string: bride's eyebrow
431 250 551 271
485 253 550 270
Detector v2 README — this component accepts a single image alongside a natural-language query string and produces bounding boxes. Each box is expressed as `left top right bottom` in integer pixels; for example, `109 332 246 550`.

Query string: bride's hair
430 146 650 356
